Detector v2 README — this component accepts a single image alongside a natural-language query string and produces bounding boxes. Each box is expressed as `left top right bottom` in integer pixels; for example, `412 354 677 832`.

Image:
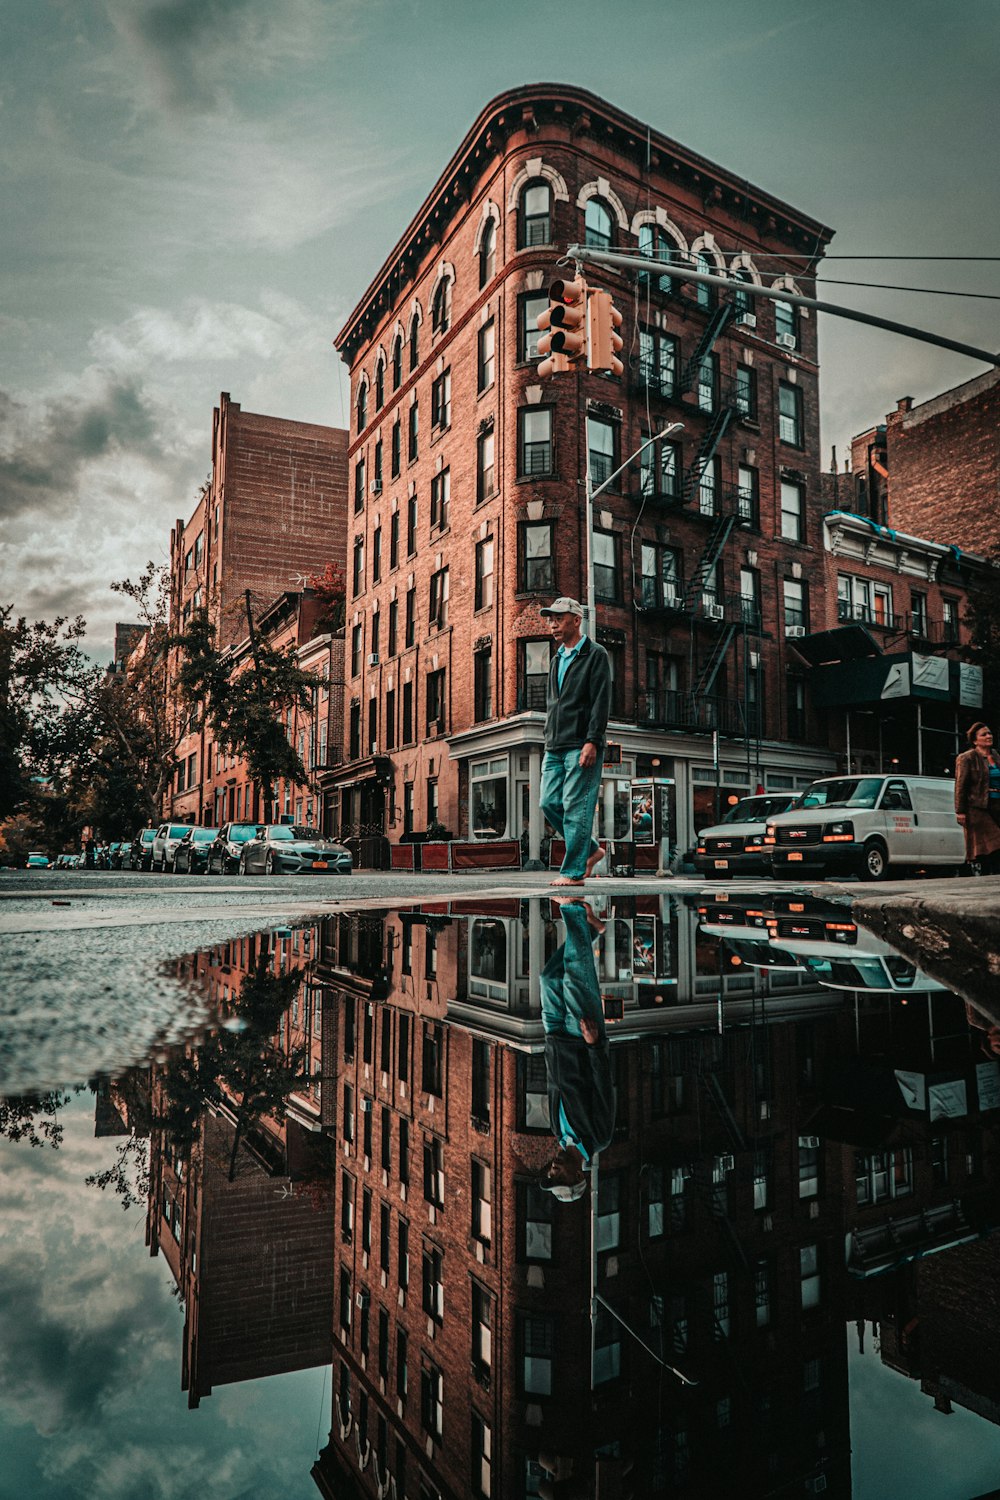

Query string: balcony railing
907 617 961 645
837 602 901 631
639 690 761 738
517 680 549 712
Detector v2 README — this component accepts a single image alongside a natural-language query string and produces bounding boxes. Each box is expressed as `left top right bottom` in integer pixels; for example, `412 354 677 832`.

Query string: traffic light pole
568 245 1000 367
584 422 684 640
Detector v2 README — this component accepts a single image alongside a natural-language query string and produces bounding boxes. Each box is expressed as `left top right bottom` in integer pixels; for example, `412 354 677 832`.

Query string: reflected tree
86 1135 150 1212
0 1090 74 1148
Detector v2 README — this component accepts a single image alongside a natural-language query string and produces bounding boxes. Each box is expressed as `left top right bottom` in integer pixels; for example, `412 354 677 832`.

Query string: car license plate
714 859 729 869
311 860 328 870
788 852 803 861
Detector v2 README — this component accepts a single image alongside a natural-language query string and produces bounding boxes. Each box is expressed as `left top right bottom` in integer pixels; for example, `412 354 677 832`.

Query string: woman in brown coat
955 722 1000 872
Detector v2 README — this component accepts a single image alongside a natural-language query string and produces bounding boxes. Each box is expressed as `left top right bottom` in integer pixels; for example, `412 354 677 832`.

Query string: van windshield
797 777 884 811
720 795 792 825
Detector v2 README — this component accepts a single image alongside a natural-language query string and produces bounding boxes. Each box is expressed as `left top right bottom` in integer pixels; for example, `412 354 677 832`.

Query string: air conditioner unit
370 479 382 495
662 588 679 608
704 602 725 621
355 1289 370 1309
736 312 757 329
367 652 380 665
360 1098 373 1113
786 625 806 639
776 332 797 350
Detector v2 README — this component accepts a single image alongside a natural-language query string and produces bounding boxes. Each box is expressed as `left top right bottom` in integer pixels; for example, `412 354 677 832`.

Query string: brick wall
887 372 1000 553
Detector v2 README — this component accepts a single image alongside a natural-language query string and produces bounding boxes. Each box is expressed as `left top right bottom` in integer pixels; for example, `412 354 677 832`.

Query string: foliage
0 1091 73 1148
305 562 347 636
0 606 90 820
173 605 314 813
85 1135 150 1213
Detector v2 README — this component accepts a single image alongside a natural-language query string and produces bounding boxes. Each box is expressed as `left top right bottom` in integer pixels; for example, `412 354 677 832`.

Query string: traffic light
536 277 588 377
587 289 624 375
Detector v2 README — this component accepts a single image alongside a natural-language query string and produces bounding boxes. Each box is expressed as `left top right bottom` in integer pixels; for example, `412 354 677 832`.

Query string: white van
693 793 797 878
766 773 964 882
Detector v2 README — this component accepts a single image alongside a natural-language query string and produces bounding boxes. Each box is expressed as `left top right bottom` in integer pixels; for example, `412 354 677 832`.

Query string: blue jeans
540 747 604 879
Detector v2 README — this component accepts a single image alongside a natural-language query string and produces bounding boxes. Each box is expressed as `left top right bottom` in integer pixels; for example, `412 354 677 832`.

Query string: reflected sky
3 893 1000 1498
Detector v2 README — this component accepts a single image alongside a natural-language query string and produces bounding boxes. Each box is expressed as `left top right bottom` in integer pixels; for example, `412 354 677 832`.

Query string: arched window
374 360 385 411
432 279 451 335
638 224 675 294
409 312 420 372
356 380 367 433
391 336 403 391
585 197 613 250
732 271 754 319
479 218 496 288
519 180 551 248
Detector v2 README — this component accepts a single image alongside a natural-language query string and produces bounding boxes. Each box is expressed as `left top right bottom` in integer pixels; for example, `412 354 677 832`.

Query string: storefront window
471 758 508 838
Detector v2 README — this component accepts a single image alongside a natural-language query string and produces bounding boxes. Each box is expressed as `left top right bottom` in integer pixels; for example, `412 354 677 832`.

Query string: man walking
539 597 612 887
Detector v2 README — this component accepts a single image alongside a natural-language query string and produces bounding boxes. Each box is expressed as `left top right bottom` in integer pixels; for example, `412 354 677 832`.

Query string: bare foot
584 847 605 879
551 876 585 887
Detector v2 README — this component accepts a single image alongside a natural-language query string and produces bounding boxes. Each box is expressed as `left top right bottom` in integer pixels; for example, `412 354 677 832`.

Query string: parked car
693 794 797 878
128 827 158 871
766 773 965 882
26 851 50 869
151 822 193 872
171 825 220 873
239 823 353 876
206 822 264 875
106 841 129 870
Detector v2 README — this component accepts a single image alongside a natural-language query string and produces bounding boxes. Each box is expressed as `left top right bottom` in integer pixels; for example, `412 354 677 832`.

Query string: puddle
3 892 1000 1499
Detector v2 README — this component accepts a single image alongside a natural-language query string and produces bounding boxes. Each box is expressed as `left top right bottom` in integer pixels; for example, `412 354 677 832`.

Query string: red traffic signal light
587 289 624 375
536 277 588 377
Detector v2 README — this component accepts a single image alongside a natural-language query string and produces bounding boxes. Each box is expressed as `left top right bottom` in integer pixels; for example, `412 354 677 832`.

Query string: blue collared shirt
556 632 587 692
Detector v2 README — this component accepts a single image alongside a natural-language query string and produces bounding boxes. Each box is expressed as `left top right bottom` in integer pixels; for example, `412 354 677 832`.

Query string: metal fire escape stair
678 302 736 393
682 512 738 612
681 405 736 505
691 624 738 700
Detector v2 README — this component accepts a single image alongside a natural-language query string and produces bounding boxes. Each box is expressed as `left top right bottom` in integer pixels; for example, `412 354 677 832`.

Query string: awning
810 653 982 710
789 623 881 668
318 755 393 789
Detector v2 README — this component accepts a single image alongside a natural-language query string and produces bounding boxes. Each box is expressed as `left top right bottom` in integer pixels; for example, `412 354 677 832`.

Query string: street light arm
590 422 685 506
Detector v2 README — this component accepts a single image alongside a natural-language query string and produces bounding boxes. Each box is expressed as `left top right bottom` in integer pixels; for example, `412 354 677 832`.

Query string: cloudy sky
2 0 998 660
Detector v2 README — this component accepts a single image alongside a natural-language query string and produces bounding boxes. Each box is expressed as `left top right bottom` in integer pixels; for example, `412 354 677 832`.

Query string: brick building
166 392 348 824
332 83 842 863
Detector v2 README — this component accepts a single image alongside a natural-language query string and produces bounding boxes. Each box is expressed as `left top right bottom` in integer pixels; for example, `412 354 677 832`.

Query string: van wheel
861 839 890 881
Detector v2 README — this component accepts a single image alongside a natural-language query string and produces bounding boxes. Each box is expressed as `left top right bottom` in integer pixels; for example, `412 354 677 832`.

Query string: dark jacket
545 635 612 752
545 1034 616 1160
955 747 997 814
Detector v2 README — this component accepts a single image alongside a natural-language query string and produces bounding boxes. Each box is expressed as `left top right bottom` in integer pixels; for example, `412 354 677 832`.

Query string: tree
0 606 90 820
173 594 315 817
306 562 347 635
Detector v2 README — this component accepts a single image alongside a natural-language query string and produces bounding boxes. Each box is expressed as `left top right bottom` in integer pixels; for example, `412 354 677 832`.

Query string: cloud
0 372 162 523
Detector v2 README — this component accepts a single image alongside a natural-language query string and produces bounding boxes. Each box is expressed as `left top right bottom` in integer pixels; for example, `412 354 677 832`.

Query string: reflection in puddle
3 892 1000 1498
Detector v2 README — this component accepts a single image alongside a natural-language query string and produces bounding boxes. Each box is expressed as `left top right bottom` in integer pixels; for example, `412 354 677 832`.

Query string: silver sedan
239 823 353 876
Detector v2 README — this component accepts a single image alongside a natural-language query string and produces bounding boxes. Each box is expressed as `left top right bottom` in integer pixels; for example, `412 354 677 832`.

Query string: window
409 312 420 371
374 361 385 411
431 279 450 335
798 1136 821 1199
639 544 681 610
431 370 451 430
778 382 803 445
396 1327 408 1401
371 610 381 658
378 1305 390 1377
698 455 719 518
472 1160 492 1243
942 597 959 640
697 353 718 413
472 1282 494 1377
595 1172 622 1252
475 537 494 611
735 365 758 420
422 1243 444 1322
354 458 365 514
637 328 677 398
519 180 551 248
520 522 554 592
775 299 798 344
732 271 754 318
520 1180 554 1260
340 1171 355 1241
783 579 807 630
391 417 401 478
351 623 363 678
352 536 365 596
519 638 550 710
478 321 495 393
693 249 715 308
428 567 449 629
401 680 413 744
388 599 398 657
593 530 620 603
520 1315 553 1395
472 1414 492 1499
356 381 367 432
585 196 613 250
339 1266 352 1332
910 590 929 636
638 222 675 293
755 1259 771 1328
587 415 617 488
788 677 806 739
389 511 399 569
780 480 804 542
372 524 382 583
421 1364 443 1442
838 573 894 627
408 402 418 462
430 469 450 531
855 1148 913 1205
594 1304 621 1384
520 292 547 361
740 567 761 629
800 1244 821 1309
398 1218 410 1290
753 1149 770 1211
474 647 493 724
362 1187 372 1254
423 1135 444 1207
737 464 759 526
349 702 361 760
471 1039 491 1125
406 496 417 557
479 219 496 288
426 668 445 732
477 427 495 503
391 336 402 390
519 407 552 477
